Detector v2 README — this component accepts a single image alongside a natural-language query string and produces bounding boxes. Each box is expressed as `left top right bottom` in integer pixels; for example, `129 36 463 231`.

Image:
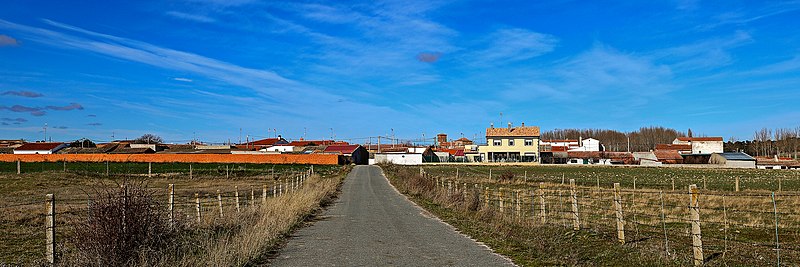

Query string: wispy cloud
0 103 84 116
0 19 307 100
173 77 193 82
649 31 753 70
0 34 18 46
469 28 558 65
165 11 216 23
1 117 27 122
2 90 43 97
87 122 102 126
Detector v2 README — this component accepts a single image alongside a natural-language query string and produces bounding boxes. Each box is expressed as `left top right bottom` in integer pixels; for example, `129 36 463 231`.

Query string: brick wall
0 154 340 165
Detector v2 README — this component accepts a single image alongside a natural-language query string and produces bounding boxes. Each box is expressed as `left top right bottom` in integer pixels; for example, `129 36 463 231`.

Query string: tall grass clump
70 181 178 266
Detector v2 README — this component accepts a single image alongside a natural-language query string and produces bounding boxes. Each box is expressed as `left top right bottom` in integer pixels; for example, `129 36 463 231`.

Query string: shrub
498 171 515 182
72 181 177 266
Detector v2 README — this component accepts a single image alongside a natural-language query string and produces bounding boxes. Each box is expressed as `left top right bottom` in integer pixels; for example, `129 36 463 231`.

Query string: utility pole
43 123 47 142
378 136 382 153
627 134 631 152
239 128 242 144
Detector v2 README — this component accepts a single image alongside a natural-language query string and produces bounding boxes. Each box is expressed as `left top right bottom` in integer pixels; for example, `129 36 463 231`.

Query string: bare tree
134 134 164 144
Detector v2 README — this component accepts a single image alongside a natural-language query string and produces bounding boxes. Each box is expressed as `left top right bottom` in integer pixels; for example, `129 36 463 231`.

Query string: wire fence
0 166 324 265
422 167 800 266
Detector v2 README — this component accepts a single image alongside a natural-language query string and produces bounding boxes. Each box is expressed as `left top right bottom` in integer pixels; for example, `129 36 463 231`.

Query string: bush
72 181 177 266
498 171 515 182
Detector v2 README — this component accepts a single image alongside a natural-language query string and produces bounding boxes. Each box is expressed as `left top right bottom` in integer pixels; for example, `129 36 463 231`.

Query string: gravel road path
271 165 514 266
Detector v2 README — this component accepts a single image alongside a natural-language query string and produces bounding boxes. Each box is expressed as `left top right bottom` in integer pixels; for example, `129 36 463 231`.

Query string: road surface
271 165 514 266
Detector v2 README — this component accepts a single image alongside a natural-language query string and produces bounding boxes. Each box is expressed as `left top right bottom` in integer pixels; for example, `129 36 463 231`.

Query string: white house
13 142 67 154
568 138 602 152
263 145 295 153
673 137 724 154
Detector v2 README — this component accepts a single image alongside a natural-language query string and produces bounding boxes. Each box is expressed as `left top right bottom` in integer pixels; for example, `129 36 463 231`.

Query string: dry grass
173 173 342 266
387 164 800 266
0 164 346 266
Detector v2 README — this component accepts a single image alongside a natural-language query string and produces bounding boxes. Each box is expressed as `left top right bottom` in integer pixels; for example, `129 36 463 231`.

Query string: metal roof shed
709 152 756 168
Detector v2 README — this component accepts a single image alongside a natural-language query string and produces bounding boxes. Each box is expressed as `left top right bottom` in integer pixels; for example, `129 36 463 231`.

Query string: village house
13 142 67 154
478 122 540 163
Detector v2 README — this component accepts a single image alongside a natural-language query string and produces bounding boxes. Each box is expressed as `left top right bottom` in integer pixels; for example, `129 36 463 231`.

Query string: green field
420 164 800 192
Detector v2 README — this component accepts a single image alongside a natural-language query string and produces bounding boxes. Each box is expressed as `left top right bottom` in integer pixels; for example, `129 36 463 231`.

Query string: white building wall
374 153 423 165
264 146 295 153
692 141 723 154
14 150 55 155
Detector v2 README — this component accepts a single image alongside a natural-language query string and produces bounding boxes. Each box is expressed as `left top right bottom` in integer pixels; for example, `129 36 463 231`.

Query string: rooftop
486 125 540 137
15 142 64 151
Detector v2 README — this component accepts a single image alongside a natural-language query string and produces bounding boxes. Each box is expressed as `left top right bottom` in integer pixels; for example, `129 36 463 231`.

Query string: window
524 139 533 146
493 139 501 146
508 139 515 146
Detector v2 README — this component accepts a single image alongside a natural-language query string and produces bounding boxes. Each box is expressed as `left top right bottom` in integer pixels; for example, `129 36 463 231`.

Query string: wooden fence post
735 177 740 192
63 161 66 172
235 186 241 212
484 187 490 207
613 183 625 244
148 162 152 178
262 185 267 204
515 190 522 219
168 184 174 227
226 165 229 179
45 193 55 265
448 180 452 196
689 184 703 266
456 168 459 179
524 170 527 182
250 187 255 206
672 177 675 191
105 161 109 176
499 188 504 213
217 190 223 218
17 160 21 174
489 169 492 180
195 193 201 224
539 182 546 224
570 179 580 230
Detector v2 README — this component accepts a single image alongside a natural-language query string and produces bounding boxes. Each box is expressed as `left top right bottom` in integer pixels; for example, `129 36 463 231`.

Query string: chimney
490 123 494 129
521 122 525 127
507 122 512 129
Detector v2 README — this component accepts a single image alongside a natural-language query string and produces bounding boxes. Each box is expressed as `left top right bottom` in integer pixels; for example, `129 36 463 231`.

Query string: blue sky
1 0 799 144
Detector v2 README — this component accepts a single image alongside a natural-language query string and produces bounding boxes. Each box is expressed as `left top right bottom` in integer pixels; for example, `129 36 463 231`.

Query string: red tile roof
15 142 64 151
676 137 723 142
656 144 692 151
323 145 361 154
654 150 684 160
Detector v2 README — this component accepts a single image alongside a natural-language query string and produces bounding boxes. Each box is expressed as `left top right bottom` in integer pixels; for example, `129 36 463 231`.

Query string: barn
323 145 369 165
709 152 756 168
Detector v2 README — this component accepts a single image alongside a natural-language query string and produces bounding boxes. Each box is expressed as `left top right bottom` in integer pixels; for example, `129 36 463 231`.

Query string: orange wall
0 154 339 165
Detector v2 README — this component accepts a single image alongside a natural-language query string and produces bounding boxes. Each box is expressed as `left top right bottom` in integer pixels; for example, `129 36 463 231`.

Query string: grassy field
0 163 346 266
420 164 800 192
384 164 800 266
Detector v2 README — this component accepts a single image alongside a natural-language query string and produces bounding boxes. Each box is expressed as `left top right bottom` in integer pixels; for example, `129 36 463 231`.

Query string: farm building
323 145 369 165
633 152 660 166
655 144 692 155
709 152 756 168
672 137 723 154
373 153 423 165
654 150 684 164
13 142 66 154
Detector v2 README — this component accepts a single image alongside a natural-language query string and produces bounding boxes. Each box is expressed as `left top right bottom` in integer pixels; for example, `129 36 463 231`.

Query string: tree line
541 126 686 152
726 127 799 158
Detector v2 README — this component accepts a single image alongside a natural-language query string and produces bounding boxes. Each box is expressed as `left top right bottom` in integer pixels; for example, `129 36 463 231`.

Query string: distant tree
134 134 163 144
688 128 693 138
70 138 96 148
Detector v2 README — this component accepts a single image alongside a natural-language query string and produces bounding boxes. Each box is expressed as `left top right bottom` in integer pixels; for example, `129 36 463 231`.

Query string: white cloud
165 11 216 23
173 77 193 82
468 28 557 65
